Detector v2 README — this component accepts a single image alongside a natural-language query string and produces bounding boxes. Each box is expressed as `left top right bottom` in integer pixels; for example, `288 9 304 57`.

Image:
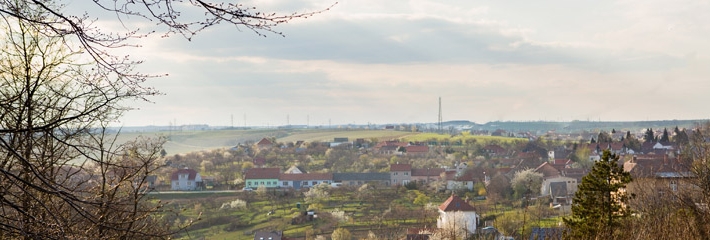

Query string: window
283 182 288 186
302 181 308 186
312 181 317 185
247 182 252 186
670 180 678 192
260 181 264 185
266 181 271 185
404 172 409 176
273 181 277 185
394 172 398 175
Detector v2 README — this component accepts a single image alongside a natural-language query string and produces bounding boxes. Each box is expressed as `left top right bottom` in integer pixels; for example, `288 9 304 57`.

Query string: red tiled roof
257 138 273 146
406 145 429 153
534 162 561 179
245 168 281 179
438 195 476 212
553 159 571 165
390 164 412 172
411 168 445 177
171 168 199 181
280 173 333 181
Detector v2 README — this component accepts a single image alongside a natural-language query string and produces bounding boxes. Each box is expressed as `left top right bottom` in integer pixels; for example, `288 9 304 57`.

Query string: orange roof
245 168 280 179
256 138 273 146
390 164 412 171
406 145 429 153
438 195 475 212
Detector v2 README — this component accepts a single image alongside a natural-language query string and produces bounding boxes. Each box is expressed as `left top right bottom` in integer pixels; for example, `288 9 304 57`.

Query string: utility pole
438 97 443 134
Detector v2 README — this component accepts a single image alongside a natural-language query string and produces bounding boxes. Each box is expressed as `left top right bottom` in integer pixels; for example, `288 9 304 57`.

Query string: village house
410 168 447 184
244 168 281 189
404 145 430 156
255 137 274 150
390 163 412 185
624 155 694 197
437 194 480 234
171 168 202 191
332 172 391 187
280 173 333 190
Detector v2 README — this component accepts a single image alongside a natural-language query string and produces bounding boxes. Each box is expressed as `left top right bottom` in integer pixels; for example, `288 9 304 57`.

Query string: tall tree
644 128 655 143
660 128 670 143
564 150 633 239
673 126 689 146
597 131 612 143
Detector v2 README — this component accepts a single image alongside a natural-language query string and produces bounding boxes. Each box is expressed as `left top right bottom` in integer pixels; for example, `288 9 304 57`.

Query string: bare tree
0 4 181 239
0 0 332 76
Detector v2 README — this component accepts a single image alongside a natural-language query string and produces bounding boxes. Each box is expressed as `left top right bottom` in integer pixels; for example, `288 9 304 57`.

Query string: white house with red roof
437 194 479 234
171 168 202 191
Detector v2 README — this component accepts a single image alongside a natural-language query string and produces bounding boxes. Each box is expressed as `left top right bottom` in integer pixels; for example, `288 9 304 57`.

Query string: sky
75 0 710 127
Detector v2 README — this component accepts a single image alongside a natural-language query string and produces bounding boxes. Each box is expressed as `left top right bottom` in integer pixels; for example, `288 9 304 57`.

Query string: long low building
244 163 477 190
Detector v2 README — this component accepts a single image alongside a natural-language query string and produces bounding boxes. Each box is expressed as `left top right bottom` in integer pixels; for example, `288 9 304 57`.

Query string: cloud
62 0 710 126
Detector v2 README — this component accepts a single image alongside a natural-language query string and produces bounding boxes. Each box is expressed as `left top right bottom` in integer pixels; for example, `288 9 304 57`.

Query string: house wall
391 171 411 185
246 178 279 188
171 173 201 190
626 177 698 198
437 210 479 234
541 176 577 196
446 180 474 191
280 180 331 189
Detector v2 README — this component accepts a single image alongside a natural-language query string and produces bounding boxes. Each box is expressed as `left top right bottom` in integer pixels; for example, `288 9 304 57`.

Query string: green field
111 129 419 155
402 132 527 145
277 129 416 143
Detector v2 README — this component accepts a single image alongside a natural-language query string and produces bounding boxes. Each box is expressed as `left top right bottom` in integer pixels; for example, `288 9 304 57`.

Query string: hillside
111 129 418 155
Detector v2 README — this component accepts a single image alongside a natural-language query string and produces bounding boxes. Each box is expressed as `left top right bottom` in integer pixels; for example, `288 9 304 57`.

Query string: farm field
111 129 419 155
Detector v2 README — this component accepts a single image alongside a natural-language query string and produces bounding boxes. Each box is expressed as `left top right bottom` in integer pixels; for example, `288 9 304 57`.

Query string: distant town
141 119 709 239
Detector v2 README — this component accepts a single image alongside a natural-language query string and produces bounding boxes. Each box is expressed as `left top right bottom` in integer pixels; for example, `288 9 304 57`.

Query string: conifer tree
660 128 670 143
644 128 655 143
564 150 633 239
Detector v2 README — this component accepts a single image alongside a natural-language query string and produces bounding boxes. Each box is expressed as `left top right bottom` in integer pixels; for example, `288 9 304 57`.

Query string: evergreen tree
674 126 689 146
564 150 633 239
644 128 655 143
660 128 670 143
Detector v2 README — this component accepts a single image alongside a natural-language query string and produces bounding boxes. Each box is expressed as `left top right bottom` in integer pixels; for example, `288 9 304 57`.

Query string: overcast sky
82 0 710 127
